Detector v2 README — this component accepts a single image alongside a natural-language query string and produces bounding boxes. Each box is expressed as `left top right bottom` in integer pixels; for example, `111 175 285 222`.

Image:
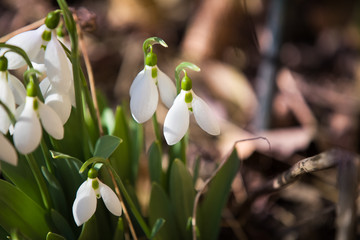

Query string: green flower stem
0 43 33 68
25 153 52 210
40 138 55 174
57 0 90 158
152 113 162 144
105 162 151 238
0 100 16 125
142 37 167 65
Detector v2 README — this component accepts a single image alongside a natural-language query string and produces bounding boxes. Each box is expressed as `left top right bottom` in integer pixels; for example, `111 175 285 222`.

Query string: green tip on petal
92 179 99 190
26 81 37 97
42 30 52 42
0 56 8 71
185 91 193 103
45 11 60 30
88 168 98 179
145 51 157 67
181 73 192 91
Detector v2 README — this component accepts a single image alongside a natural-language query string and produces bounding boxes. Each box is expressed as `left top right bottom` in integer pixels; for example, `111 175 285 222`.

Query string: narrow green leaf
169 160 195 239
0 180 51 239
1 155 43 206
77 215 98 240
113 217 125 240
50 150 81 161
148 141 163 184
46 232 66 240
93 135 122 159
198 149 240 240
110 106 131 182
101 108 115 134
149 183 180 240
150 218 166 240
50 209 75 240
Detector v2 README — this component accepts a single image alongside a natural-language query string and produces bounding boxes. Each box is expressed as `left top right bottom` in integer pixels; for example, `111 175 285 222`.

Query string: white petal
31 62 47 76
72 181 97 226
4 25 45 69
0 76 16 134
38 101 64 139
157 68 176 108
163 91 189 145
8 74 26 105
44 92 72 124
76 179 91 197
13 97 42 154
99 181 122 216
130 68 158 123
129 69 145 97
0 134 17 165
45 34 72 91
192 93 220 135
39 77 51 97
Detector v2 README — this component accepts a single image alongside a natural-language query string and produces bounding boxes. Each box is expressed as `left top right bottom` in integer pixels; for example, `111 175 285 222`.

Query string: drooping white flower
1 11 72 93
163 74 220 145
0 133 17 166
72 168 122 226
40 77 72 124
0 57 26 134
130 50 176 123
13 95 64 154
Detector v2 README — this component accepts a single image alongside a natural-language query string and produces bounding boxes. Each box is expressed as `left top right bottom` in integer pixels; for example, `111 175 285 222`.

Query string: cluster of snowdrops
0 8 221 231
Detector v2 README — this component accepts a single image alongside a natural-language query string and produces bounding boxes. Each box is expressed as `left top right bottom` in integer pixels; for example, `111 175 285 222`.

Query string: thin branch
0 18 45 42
107 167 138 240
191 137 270 240
73 12 103 136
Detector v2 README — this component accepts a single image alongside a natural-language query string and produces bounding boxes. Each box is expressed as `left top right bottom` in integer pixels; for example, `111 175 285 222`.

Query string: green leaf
198 149 240 240
148 141 163 185
110 106 131 182
101 108 115 135
169 159 195 239
42 167 68 218
0 180 52 239
46 232 66 240
150 218 166 240
50 150 81 161
50 209 75 240
1 155 43 206
149 183 180 240
93 135 122 159
77 215 99 240
113 217 125 240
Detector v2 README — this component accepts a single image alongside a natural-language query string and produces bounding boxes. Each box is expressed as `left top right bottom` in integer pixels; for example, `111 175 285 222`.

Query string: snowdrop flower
72 168 122 226
163 72 220 145
13 81 64 154
1 11 72 92
130 48 176 123
0 134 17 166
40 77 72 124
0 56 26 134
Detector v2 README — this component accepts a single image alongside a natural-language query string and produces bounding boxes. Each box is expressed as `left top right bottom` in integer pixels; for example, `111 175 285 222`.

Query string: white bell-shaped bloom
13 96 64 154
0 133 17 166
2 25 46 69
130 65 176 123
40 78 72 124
164 90 220 145
72 176 122 226
0 73 16 134
2 25 72 93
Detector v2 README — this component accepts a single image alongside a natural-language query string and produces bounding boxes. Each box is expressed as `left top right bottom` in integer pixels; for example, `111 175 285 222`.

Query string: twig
239 149 342 218
191 137 270 240
73 12 103 136
107 167 138 240
335 151 357 240
0 18 45 42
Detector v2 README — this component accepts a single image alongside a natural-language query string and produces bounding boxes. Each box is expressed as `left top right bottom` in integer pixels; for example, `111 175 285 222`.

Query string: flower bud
0 56 8 72
45 11 60 30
